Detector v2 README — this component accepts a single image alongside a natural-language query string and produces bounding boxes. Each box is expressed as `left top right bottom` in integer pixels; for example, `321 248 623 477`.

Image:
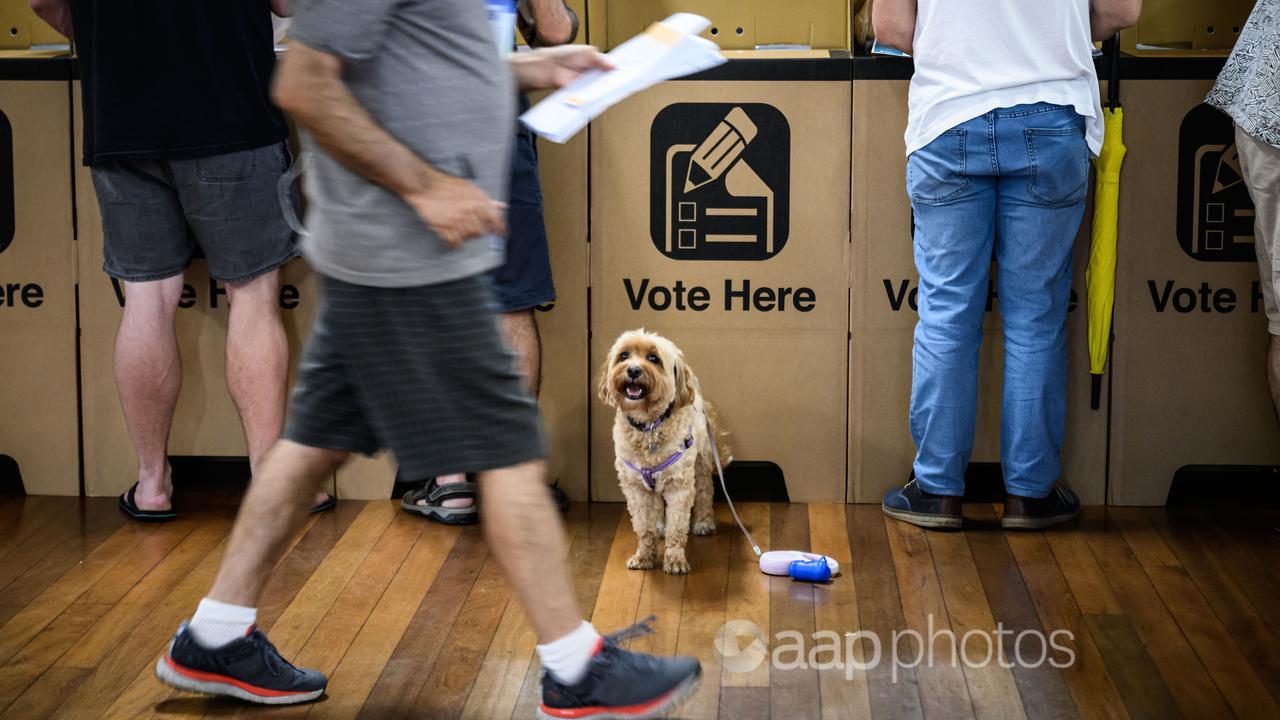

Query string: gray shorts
284 274 546 479
90 141 299 283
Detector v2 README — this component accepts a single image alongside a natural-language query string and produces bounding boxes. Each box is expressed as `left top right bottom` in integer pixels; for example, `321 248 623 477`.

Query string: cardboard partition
336 101 592 501
1121 0 1255 52
0 1 68 50
588 0 850 51
1109 79 1280 506
589 74 852 502
848 80 1109 505
74 86 327 498
0 68 78 495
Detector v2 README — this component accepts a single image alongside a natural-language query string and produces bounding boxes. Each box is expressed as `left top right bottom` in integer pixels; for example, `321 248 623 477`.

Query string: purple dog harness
624 429 694 491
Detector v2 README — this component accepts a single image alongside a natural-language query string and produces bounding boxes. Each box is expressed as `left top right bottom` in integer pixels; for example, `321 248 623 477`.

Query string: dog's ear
674 358 697 409
596 355 617 407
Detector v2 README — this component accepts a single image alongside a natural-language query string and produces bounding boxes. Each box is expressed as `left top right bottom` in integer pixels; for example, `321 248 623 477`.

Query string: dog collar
626 404 674 433
623 430 694 491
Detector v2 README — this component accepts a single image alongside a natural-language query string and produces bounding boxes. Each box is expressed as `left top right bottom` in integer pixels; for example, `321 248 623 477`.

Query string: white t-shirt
905 0 1104 157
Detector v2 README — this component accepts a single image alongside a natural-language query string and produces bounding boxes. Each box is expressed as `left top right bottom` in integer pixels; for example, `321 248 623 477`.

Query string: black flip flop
118 483 177 522
401 478 478 525
310 494 337 513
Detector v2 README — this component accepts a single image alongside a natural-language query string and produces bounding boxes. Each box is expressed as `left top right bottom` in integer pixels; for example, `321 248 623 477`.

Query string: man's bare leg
225 270 288 474
477 459 580 642
1268 334 1280 424
427 309 542 509
115 275 185 511
207 440 348 606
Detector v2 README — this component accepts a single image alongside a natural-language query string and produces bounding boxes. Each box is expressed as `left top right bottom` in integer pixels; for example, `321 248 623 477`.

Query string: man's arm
1090 0 1142 41
507 45 612 92
272 41 504 246
270 0 291 18
872 0 917 55
29 0 73 39
519 0 578 47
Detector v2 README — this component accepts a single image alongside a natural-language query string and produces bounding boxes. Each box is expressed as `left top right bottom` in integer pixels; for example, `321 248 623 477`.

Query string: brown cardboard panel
0 1 68 50
1109 80 1280 506
590 80 851 502
590 0 850 51
332 102 592 502
848 81 1108 504
74 86 326 498
0 80 77 495
1120 0 1254 52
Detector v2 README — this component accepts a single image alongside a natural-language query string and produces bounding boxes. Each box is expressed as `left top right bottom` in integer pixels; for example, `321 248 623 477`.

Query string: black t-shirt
71 0 288 165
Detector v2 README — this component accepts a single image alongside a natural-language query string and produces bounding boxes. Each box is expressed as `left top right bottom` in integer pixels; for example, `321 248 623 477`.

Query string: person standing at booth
29 0 333 519
405 0 580 523
1207 0 1280 427
141 0 701 715
874 0 1141 530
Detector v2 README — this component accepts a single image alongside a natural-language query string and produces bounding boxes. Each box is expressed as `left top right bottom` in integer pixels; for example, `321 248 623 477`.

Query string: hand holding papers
520 14 726 143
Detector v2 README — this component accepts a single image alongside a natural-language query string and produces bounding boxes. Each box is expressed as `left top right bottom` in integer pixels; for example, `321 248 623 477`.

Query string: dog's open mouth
623 382 647 401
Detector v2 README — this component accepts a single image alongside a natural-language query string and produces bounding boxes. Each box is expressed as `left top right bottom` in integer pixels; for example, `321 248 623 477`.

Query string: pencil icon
684 107 758 193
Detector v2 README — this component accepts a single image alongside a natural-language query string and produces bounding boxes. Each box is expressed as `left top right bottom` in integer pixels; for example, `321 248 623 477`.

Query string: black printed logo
649 103 789 261
1177 103 1256 262
0 109 13 255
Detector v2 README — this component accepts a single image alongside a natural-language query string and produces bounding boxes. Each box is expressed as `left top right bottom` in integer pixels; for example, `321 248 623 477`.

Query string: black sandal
400 478 478 525
310 494 337 513
118 483 177 522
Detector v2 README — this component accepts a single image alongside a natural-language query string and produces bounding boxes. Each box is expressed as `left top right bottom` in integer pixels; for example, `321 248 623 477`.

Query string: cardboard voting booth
0 62 77 495
1121 0 1255 52
74 87 327 498
0 0 68 50
589 64 852 502
588 0 850 52
847 79 1109 505
336 104 593 501
1108 78 1280 506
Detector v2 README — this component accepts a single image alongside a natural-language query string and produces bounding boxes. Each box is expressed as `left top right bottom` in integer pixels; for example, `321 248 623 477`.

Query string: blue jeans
907 103 1089 498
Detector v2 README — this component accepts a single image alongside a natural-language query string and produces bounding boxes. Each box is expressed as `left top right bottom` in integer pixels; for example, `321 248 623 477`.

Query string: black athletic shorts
284 274 546 479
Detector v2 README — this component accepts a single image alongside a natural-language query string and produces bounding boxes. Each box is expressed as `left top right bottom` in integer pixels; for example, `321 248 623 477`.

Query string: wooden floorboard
2 497 1277 719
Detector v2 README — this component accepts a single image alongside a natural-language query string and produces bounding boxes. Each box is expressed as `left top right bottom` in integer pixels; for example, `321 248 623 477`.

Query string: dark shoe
549 482 571 514
310 494 337 513
118 483 177 522
155 622 327 705
400 477 479 525
882 477 962 530
538 618 701 719
1002 486 1081 530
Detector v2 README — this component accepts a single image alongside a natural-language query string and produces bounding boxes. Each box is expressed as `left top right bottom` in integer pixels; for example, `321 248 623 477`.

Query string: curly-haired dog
598 329 730 575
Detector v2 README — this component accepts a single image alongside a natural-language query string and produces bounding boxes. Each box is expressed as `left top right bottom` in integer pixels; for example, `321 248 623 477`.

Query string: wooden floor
0 496 1278 720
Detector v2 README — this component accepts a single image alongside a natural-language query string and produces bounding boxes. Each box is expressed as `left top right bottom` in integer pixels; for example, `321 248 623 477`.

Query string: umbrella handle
1091 375 1103 410
1106 32 1121 109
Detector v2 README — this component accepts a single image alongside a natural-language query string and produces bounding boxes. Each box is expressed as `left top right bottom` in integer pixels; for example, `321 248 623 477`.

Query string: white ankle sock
188 598 257 649
537 621 601 685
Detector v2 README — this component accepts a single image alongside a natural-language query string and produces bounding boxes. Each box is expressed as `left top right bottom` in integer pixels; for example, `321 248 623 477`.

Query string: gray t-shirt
1207 0 1280 149
290 0 516 288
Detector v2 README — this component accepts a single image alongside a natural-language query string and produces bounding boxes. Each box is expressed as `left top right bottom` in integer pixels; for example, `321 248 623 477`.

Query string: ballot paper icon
1177 103 1256 262
649 103 790 261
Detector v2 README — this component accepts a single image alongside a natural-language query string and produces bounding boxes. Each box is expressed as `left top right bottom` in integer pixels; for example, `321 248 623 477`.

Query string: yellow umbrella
1086 104 1126 410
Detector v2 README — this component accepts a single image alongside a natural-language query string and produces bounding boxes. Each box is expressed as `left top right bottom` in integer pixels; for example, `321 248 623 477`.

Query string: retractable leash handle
694 375 840 577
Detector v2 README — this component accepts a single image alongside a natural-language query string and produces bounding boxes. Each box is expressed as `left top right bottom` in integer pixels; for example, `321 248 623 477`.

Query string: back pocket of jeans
907 129 969 206
195 149 258 184
1024 127 1088 208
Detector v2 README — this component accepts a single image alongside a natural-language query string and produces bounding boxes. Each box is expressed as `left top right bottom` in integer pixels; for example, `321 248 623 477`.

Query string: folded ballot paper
520 14 726 143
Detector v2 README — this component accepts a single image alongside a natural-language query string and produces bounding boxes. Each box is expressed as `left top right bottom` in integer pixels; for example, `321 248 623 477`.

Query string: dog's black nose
626 365 642 379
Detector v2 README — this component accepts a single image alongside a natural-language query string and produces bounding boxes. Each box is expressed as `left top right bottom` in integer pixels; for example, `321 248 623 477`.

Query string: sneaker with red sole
538 618 701 720
155 622 326 705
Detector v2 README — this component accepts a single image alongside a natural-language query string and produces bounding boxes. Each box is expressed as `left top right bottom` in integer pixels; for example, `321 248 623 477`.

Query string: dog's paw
627 552 656 570
663 552 690 575
691 520 716 536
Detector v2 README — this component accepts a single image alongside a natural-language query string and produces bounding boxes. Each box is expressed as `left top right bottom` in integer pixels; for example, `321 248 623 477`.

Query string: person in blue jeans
873 0 1142 530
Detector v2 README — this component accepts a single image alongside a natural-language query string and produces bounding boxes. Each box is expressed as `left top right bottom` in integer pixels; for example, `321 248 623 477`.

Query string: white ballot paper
520 14 726 143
